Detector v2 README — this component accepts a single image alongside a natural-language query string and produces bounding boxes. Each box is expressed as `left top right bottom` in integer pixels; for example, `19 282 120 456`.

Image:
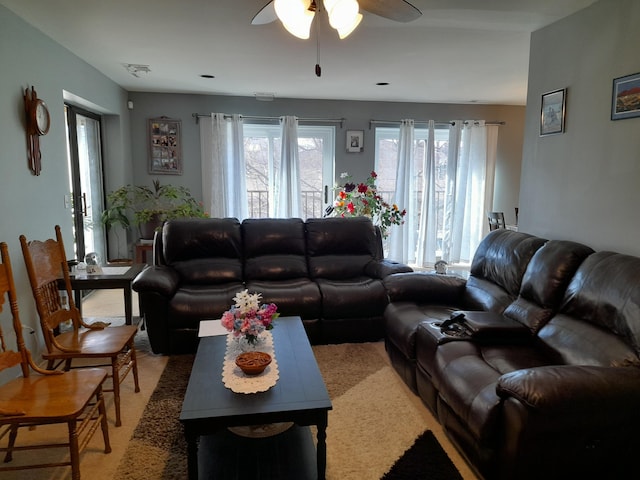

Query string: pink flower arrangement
221 290 279 345
332 171 406 239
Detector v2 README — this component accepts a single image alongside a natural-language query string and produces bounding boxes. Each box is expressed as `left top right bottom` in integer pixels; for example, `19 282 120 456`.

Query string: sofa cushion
241 219 321 320
168 283 244 328
170 258 243 285
538 314 639 367
306 217 379 279
316 277 387 318
242 218 309 280
463 276 516 313
244 279 321 319
555 251 640 357
537 251 640 366
503 240 594 332
466 230 547 308
162 218 242 284
424 338 560 443
385 302 459 359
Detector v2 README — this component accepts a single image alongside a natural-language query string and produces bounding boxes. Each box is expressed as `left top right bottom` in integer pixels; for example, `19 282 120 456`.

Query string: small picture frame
148 117 182 174
346 130 364 153
611 72 640 120
540 88 566 136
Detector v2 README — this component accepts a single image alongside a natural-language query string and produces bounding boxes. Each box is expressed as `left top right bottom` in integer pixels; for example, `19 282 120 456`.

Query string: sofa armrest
383 271 467 303
132 265 180 298
495 365 640 479
497 365 640 413
365 259 413 278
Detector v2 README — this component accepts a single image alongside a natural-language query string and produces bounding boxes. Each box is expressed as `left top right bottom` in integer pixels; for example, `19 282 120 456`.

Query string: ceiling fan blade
359 0 422 23
251 1 277 25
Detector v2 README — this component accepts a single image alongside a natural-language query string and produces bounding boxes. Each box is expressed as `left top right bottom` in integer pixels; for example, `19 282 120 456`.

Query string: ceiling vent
124 64 151 78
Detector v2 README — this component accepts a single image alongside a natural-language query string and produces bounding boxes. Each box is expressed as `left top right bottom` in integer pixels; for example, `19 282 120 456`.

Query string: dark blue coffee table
180 316 332 480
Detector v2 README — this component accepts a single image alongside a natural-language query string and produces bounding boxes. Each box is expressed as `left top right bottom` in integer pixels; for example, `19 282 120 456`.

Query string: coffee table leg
317 413 328 480
186 432 199 480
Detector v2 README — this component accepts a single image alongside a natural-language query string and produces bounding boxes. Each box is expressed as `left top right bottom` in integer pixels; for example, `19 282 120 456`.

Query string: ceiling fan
252 0 422 76
252 0 422 39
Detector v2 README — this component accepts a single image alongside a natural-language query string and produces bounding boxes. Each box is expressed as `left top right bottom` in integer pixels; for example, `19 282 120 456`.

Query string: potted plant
102 179 208 240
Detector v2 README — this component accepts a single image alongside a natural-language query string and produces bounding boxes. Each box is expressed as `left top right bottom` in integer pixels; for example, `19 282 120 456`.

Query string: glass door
65 105 107 264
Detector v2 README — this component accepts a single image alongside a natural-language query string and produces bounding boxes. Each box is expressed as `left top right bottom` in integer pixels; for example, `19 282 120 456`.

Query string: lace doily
222 332 279 394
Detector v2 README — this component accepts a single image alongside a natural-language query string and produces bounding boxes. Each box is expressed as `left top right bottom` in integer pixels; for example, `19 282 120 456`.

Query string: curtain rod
192 113 345 127
369 119 506 129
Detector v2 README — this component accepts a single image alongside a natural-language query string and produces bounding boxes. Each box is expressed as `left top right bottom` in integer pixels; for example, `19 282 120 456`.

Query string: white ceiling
2 0 596 105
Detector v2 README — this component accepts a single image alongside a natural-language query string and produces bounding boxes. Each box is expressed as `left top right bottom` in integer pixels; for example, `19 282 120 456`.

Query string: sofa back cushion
539 251 640 365
465 230 547 312
504 240 594 332
306 217 379 279
161 218 243 284
242 218 309 280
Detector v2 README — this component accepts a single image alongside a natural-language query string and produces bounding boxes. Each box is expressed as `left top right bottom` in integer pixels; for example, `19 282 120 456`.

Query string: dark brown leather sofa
132 216 411 354
384 229 640 479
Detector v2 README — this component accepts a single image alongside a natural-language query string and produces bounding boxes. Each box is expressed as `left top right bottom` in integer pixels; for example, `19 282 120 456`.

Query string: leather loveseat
132 216 411 354
384 229 640 479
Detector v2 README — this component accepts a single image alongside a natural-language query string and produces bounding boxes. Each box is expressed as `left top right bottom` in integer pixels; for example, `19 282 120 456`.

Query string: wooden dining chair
19 225 140 427
0 242 111 480
487 211 506 231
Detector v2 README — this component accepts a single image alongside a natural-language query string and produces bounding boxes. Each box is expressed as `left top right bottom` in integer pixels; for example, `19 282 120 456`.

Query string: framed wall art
611 72 640 120
346 130 364 153
148 117 182 174
540 88 566 136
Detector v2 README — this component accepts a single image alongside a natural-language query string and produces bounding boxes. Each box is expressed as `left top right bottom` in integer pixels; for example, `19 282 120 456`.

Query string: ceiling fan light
275 0 315 39
281 10 315 39
327 0 359 30
337 12 362 39
274 0 309 21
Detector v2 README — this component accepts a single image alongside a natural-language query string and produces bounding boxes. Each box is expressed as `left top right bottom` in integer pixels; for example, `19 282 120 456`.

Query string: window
374 126 452 260
243 124 335 219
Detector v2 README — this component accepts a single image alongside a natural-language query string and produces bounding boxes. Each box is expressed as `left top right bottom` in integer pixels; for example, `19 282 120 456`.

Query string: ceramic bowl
235 351 272 375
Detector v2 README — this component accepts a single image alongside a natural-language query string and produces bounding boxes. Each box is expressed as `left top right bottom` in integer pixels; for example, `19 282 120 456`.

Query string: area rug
115 342 465 479
382 431 463 480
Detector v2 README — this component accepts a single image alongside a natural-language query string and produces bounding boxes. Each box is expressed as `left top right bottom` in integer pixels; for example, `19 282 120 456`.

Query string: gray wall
128 92 525 226
520 0 640 255
0 6 132 356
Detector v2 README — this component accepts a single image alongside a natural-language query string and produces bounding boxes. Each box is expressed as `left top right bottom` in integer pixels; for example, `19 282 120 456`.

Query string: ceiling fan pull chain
315 8 322 77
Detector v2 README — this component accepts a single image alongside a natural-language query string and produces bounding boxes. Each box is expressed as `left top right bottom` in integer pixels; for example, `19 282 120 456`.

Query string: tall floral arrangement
332 171 406 238
221 290 279 345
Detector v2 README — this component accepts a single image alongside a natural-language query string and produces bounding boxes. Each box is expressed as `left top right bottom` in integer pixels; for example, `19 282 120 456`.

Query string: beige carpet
1 290 477 480
316 343 476 479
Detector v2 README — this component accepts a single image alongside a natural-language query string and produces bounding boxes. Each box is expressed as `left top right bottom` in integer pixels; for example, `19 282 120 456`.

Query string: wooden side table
63 263 146 325
135 241 153 264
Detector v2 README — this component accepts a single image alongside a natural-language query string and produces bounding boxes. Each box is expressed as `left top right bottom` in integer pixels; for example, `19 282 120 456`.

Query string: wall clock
23 85 50 176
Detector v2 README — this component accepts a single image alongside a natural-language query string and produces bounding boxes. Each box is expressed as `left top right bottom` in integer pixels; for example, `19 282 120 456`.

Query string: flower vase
232 333 265 355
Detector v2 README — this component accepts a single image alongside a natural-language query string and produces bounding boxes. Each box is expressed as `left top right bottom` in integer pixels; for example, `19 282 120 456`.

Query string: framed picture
346 130 364 153
148 117 182 174
611 72 640 120
540 88 566 136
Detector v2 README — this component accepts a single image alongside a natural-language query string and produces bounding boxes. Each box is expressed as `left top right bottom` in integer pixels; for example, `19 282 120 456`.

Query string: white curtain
415 120 438 266
388 119 499 267
389 119 415 263
274 116 302 218
441 122 462 261
199 113 248 220
448 120 499 263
